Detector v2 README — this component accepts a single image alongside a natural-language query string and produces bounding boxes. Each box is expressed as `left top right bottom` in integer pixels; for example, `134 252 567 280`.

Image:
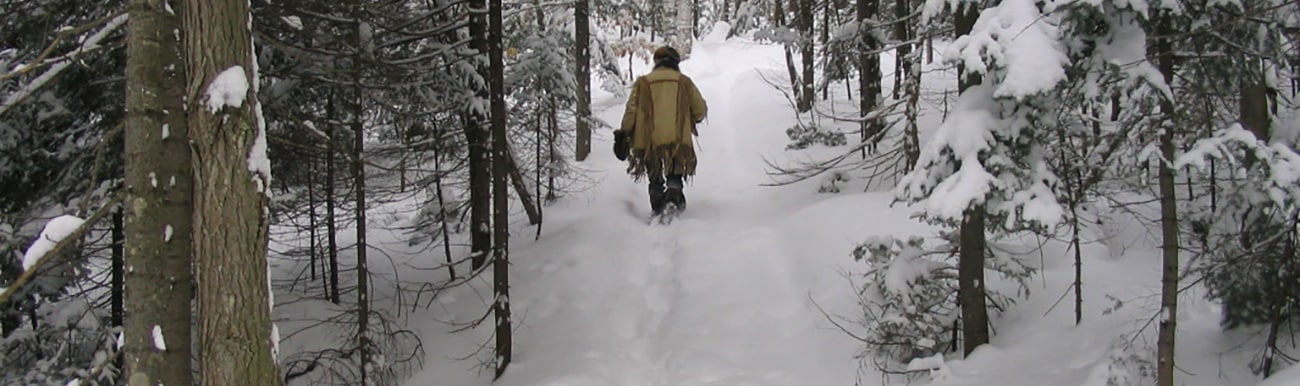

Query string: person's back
616 46 708 216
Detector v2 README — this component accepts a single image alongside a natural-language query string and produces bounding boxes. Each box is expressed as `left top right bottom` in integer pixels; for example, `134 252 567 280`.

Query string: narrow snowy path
485 37 863 385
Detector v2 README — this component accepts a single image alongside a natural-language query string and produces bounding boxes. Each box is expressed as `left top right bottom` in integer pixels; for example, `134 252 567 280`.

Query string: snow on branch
947 0 1068 100
1176 124 1300 207
0 195 121 307
22 215 86 271
0 13 127 118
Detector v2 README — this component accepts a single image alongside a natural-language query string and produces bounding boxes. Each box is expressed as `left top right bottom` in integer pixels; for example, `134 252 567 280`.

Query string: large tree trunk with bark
955 1 989 356
489 0 513 377
574 0 592 161
123 0 194 384
182 0 282 383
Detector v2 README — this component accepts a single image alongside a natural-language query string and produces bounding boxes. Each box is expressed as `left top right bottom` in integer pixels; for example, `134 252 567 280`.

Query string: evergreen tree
900 0 1070 355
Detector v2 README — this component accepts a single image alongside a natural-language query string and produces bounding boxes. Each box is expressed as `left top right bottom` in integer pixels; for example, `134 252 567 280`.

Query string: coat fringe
627 143 697 182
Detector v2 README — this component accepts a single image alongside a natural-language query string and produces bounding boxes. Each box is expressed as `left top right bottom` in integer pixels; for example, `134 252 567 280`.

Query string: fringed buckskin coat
619 67 708 180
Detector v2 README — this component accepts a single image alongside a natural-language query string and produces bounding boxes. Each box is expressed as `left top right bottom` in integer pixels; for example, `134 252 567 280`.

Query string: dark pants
648 174 684 213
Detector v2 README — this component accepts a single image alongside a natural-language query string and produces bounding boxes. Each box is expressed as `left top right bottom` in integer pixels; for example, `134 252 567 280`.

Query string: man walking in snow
615 46 708 216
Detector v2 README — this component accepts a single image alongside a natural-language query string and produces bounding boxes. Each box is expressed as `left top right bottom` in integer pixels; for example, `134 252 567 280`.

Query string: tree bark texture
1153 10 1178 386
352 19 372 381
796 0 815 112
955 1 989 356
489 0 513 376
857 0 881 153
326 95 341 304
466 0 493 268
574 0 592 161
959 207 990 355
111 206 123 328
123 0 194 384
182 0 282 383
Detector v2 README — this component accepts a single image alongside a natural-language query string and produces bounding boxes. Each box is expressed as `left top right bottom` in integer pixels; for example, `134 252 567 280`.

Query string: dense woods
0 0 1297 384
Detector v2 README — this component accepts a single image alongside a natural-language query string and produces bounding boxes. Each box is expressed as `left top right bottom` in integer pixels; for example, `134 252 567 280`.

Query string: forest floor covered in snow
275 29 1298 386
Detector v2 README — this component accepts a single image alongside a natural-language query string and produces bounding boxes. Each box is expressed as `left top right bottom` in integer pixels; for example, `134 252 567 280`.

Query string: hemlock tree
182 0 280 383
899 0 1068 355
122 0 193 384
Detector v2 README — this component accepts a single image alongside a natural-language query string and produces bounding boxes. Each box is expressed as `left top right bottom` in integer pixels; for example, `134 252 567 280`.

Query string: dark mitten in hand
613 130 629 161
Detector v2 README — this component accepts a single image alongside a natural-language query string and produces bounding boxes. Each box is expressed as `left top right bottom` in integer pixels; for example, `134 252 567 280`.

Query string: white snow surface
205 65 249 113
271 33 1284 386
22 215 85 271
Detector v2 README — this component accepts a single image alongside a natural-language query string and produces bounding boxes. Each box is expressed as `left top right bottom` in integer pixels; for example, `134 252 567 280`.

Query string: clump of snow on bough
22 215 85 271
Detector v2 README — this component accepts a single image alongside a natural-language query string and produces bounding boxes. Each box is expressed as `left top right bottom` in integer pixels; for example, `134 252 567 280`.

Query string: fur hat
653 46 681 65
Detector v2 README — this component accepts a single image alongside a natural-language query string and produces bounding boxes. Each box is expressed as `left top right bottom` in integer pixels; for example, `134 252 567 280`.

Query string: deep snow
267 32 1297 386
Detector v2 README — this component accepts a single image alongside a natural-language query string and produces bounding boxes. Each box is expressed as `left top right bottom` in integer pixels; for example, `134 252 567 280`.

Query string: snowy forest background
1 0 1299 385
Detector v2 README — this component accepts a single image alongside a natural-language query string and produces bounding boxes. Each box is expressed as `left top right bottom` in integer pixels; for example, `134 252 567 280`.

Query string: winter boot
664 187 686 211
650 189 667 215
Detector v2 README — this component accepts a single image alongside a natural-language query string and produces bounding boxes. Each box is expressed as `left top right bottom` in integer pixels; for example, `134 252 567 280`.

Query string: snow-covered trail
390 27 1284 386
487 38 858 385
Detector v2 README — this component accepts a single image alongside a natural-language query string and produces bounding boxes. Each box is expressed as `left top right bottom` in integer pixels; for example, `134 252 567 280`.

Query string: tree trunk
1071 171 1084 325
1241 82 1271 168
308 160 318 282
110 204 125 378
1262 303 1284 376
548 107 559 200
111 206 124 328
857 0 880 154
902 50 920 171
959 207 990 355
955 1 989 356
894 0 911 98
796 0 815 112
182 0 282 383
775 0 801 103
1153 11 1178 386
466 0 493 269
574 0 592 161
506 151 541 225
352 16 372 381
123 0 194 384
435 153 456 281
326 96 340 304
489 0 513 376
353 95 371 386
